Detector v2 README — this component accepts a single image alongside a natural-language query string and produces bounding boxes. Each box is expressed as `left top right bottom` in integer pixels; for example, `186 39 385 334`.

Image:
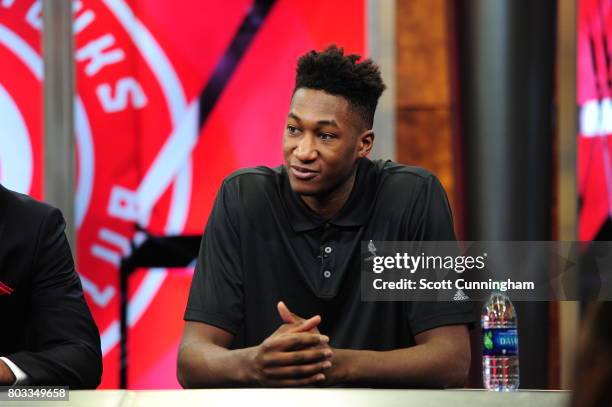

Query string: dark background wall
395 0 559 389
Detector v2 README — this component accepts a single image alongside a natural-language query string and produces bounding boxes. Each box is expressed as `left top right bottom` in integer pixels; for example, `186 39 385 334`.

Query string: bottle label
483 328 518 356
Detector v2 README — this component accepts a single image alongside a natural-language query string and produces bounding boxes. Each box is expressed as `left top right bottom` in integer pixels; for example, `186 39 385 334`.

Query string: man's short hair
294 45 386 129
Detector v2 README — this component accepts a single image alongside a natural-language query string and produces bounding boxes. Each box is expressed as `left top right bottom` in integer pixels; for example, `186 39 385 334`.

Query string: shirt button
324 246 333 254
323 270 332 278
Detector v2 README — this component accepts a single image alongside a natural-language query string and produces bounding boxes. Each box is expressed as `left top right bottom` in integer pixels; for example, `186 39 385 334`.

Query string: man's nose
294 134 318 162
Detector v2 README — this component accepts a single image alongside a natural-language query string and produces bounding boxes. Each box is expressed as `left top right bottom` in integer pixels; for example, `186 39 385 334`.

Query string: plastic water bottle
482 292 519 391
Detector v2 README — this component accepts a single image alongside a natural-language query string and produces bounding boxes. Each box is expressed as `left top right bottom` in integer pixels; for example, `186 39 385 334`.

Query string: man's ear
357 130 375 157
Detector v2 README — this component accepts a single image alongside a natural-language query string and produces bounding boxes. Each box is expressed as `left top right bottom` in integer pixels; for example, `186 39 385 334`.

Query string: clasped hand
250 301 334 387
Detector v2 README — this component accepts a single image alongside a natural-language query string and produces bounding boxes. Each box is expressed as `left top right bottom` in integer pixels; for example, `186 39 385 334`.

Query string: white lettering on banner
99 227 131 256
73 0 193 361
25 0 42 31
97 77 148 112
1 0 16 8
580 98 612 137
90 227 131 266
79 273 115 307
108 185 139 221
73 1 95 35
76 34 125 77
91 244 120 266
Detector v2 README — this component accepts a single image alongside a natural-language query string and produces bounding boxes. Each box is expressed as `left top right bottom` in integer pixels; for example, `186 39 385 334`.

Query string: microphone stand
118 230 201 389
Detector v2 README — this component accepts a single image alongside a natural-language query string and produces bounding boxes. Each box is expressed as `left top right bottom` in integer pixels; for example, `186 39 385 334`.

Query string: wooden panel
396 108 456 215
556 0 578 390
395 0 465 387
395 0 456 217
396 0 450 108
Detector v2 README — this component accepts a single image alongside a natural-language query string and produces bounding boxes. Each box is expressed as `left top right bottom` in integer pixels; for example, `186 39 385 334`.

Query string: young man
178 46 475 388
0 184 102 388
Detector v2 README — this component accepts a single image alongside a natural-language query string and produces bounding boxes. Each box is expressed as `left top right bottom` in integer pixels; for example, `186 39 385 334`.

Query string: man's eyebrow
288 112 302 122
316 119 339 128
287 112 339 128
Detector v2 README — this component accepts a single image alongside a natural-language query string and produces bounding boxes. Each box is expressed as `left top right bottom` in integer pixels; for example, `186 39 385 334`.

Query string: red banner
73 0 365 389
578 0 612 241
0 1 43 199
1 0 365 389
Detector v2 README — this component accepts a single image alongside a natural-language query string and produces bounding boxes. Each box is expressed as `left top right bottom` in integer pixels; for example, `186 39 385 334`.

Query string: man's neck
301 170 357 220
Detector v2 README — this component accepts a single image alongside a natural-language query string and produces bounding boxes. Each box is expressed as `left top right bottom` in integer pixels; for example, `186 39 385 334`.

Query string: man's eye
319 133 336 141
287 125 300 135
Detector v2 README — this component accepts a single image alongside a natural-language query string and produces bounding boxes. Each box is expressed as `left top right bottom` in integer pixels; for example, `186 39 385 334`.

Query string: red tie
0 281 13 296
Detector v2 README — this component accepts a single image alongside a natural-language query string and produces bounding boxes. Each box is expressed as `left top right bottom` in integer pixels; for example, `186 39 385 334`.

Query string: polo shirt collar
281 158 376 233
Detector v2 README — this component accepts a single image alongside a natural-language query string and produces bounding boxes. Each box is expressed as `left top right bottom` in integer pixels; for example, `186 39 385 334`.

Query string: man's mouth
290 165 319 180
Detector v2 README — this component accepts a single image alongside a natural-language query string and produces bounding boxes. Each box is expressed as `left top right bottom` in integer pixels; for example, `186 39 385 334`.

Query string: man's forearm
331 344 470 388
178 342 256 388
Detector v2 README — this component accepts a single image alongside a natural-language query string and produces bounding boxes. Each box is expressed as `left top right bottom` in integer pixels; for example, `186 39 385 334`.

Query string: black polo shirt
185 158 476 350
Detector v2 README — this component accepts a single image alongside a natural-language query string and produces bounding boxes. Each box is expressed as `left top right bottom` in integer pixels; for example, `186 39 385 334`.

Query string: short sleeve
405 174 477 335
408 174 456 241
407 301 477 336
184 180 244 335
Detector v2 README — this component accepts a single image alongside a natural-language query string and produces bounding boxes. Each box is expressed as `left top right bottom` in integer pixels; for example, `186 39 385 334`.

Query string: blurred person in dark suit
571 301 612 407
0 184 102 388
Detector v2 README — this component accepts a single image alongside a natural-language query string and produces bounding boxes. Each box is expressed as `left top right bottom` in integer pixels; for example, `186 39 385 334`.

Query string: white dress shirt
0 357 28 385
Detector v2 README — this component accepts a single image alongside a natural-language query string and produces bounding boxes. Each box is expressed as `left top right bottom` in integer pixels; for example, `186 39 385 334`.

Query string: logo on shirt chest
364 239 378 261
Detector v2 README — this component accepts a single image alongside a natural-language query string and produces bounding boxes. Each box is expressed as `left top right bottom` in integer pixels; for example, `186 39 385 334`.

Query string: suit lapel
0 223 5 278
0 184 6 277
0 186 15 295
0 223 9 294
